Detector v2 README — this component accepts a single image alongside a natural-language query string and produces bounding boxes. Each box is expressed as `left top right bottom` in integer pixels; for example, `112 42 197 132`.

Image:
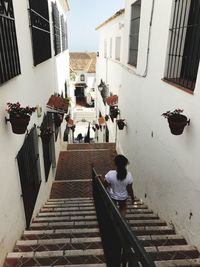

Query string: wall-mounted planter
162 109 190 135
167 115 190 135
8 116 30 134
117 119 126 130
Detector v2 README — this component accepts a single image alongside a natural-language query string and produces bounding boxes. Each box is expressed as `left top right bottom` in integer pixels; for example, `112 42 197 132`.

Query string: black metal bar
92 167 156 267
0 0 21 85
175 0 188 85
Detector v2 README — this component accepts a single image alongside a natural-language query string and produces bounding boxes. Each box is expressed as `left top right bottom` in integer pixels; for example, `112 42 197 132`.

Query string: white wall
0 0 69 264
96 11 124 143
97 0 200 249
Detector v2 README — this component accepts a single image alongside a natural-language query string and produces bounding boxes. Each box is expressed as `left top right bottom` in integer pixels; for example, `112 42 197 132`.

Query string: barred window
165 0 200 92
115 36 121 61
29 0 51 66
128 0 141 67
0 0 21 84
61 15 68 51
52 2 61 55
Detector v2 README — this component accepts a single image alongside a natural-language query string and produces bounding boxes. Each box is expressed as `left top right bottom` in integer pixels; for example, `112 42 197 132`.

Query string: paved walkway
50 143 116 199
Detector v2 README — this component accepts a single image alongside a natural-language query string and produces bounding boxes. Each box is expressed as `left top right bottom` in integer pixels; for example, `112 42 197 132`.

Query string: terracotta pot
10 115 30 134
117 120 125 130
168 114 188 135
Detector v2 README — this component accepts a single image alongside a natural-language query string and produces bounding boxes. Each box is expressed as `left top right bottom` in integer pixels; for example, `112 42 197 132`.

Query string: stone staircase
4 197 106 267
3 143 200 266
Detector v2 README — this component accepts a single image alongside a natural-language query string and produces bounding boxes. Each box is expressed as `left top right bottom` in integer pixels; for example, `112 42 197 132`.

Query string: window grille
29 0 51 66
17 127 41 228
41 113 54 181
61 15 68 51
128 0 141 67
115 36 121 61
0 0 21 84
165 0 200 92
80 74 85 81
52 2 61 55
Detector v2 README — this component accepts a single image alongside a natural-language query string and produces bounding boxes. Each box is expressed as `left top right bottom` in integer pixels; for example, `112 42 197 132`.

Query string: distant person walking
77 133 83 143
101 154 135 216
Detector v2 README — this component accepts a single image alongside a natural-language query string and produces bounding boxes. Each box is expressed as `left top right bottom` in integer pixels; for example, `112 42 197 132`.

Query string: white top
105 170 133 200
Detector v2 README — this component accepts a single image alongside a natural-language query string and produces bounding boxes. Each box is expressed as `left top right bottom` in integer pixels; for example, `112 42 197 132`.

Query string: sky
67 0 124 52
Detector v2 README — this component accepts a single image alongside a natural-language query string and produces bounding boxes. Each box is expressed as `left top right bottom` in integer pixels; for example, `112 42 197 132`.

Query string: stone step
34 215 97 222
40 206 149 212
48 197 93 202
5 249 105 266
138 235 187 246
17 237 101 246
155 258 200 267
145 245 199 261
44 203 95 208
30 221 98 230
128 219 166 226
38 210 97 217
131 226 175 236
22 228 100 240
15 237 102 252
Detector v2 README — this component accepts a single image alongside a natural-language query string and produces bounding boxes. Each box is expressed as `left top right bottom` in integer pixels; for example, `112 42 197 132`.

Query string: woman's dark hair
114 154 129 181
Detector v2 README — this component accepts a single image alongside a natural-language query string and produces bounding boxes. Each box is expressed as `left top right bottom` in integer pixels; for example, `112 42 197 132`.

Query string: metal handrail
92 167 156 267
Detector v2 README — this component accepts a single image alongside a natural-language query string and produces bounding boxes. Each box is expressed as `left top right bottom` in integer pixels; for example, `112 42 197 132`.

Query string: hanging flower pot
54 113 64 127
110 106 119 119
40 127 53 143
162 109 190 135
117 119 126 130
6 102 36 134
105 115 109 121
9 115 30 134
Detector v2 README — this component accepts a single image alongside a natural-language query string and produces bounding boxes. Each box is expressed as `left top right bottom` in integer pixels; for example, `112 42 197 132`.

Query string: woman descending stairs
3 143 200 266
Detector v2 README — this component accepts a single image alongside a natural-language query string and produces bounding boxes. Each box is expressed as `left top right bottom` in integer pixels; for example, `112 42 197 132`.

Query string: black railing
92 167 156 267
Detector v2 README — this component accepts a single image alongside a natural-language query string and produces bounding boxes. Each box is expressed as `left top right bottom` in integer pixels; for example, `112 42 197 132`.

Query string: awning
106 95 118 106
47 95 68 112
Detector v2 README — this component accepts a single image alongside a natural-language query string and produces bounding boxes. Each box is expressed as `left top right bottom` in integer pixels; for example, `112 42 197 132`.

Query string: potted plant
40 127 53 143
6 102 36 134
162 109 190 135
117 119 126 130
110 106 119 120
54 113 64 127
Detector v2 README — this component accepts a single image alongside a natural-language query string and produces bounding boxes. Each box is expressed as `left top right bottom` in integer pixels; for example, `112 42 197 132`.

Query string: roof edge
95 8 125 30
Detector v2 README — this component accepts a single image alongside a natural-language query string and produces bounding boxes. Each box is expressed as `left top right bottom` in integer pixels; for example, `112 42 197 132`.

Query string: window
110 38 112 58
61 15 68 51
115 36 121 61
80 74 85 81
128 0 141 67
0 0 21 84
52 2 61 55
104 39 107 58
165 0 200 92
29 0 51 66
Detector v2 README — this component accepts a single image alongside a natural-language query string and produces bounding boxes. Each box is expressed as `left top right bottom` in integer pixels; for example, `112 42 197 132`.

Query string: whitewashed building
0 0 69 264
96 0 200 250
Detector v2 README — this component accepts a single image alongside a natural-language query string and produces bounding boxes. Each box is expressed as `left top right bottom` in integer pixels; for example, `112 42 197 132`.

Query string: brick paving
50 143 117 199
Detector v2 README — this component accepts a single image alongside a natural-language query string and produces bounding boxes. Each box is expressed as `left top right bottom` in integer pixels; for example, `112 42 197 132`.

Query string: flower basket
40 127 53 143
10 115 30 134
54 113 64 127
162 109 190 135
6 102 36 134
167 115 189 135
117 119 126 130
